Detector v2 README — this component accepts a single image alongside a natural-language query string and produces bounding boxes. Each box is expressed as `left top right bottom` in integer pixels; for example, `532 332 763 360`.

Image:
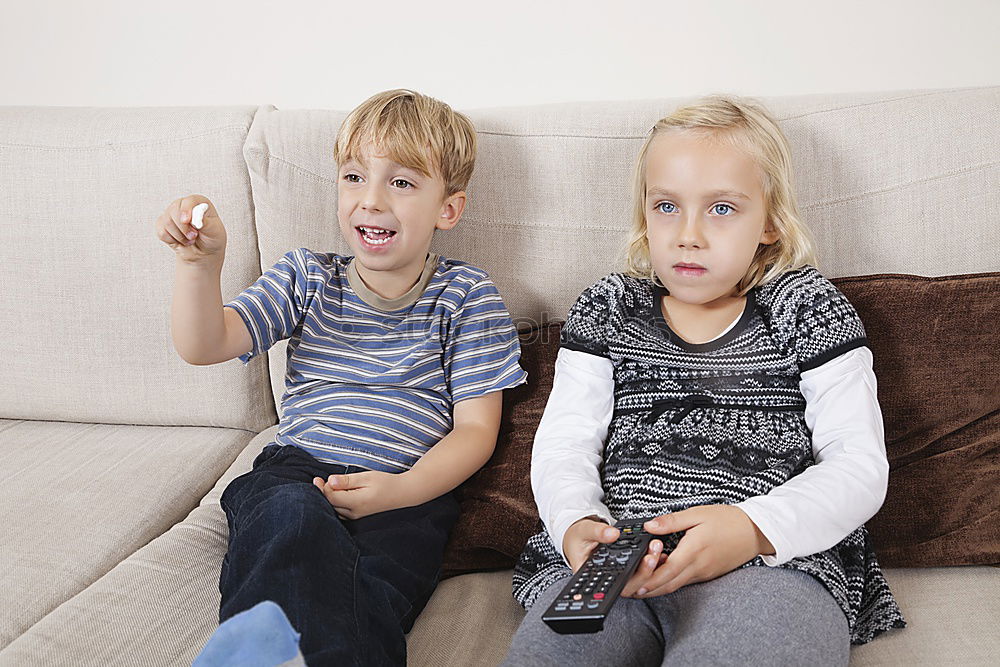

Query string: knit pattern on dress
512 266 905 645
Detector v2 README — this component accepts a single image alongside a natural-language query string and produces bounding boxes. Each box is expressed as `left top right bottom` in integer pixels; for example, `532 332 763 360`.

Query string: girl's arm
532 348 616 564
734 346 889 564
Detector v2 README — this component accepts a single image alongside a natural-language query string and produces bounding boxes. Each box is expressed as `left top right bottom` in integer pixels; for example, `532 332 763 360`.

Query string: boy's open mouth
356 225 397 247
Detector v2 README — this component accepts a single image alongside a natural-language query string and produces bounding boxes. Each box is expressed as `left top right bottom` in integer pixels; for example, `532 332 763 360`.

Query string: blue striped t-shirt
225 248 528 472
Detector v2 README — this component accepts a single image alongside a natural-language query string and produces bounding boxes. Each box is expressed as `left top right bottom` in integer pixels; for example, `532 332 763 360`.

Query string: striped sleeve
444 278 528 403
224 248 311 365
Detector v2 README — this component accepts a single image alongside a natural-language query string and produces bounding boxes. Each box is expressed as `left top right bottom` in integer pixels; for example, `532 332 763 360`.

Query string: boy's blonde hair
334 89 477 197
625 95 816 295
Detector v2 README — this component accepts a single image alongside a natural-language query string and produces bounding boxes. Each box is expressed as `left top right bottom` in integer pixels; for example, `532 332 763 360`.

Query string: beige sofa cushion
242 89 1000 410
0 106 277 431
244 88 1000 327
0 419 255 649
2 423 997 664
848 566 1000 665
409 566 1000 667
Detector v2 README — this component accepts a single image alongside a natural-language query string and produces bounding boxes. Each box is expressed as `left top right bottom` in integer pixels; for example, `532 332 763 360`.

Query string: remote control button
587 601 600 609
573 594 582 601
593 592 605 600
570 602 584 610
555 603 568 611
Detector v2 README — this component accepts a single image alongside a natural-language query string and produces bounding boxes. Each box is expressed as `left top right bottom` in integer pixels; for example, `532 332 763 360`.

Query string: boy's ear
436 191 466 231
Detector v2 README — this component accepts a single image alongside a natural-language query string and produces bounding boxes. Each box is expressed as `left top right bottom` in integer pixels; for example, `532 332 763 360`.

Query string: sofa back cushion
0 107 276 431
243 88 1000 412
835 272 1000 567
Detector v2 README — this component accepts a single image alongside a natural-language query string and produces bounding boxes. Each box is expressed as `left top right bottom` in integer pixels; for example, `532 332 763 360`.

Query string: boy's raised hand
562 518 621 572
620 504 774 599
313 471 417 520
155 195 226 263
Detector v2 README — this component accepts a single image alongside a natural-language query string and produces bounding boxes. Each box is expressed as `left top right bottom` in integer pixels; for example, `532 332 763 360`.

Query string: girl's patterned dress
512 266 905 644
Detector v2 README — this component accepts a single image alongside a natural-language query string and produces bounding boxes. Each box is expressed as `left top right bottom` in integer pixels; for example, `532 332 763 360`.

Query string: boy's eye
392 179 414 189
656 202 676 214
712 203 734 215
343 174 362 183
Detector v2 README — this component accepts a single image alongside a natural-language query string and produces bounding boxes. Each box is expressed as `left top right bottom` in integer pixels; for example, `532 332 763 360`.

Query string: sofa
0 87 997 666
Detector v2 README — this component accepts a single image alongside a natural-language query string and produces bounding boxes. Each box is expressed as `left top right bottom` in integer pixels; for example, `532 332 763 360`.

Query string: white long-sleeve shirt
532 345 889 566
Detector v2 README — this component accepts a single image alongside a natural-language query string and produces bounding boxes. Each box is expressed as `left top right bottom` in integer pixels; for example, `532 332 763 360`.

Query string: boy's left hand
312 471 415 520
620 505 774 599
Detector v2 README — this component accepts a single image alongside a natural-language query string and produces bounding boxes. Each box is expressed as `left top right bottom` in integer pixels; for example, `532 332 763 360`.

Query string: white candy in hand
191 202 209 230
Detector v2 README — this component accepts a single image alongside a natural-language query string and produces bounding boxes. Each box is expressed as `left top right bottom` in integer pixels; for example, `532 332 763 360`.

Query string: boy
155 89 527 665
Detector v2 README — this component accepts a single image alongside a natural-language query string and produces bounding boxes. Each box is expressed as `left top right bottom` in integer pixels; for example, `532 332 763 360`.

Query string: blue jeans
219 444 459 667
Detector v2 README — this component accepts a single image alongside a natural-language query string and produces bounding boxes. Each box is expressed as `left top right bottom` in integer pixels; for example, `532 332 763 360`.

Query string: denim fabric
219 444 459 667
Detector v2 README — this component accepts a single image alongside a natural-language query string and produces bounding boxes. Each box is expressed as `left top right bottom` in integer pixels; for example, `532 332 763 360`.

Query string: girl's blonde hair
334 89 477 196
625 95 816 294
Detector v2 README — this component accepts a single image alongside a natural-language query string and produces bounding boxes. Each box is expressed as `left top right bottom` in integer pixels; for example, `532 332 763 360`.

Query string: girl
504 96 905 665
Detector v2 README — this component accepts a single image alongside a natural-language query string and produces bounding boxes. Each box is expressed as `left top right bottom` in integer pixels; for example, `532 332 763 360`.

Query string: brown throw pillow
832 272 1000 567
441 323 557 577
441 272 1000 576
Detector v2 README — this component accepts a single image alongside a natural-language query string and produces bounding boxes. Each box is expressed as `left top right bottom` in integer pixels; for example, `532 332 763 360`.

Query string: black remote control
541 517 684 634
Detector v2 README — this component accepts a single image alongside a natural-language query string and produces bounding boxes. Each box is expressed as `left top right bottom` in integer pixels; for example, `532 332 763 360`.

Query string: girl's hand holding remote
620 505 775 599
562 517 622 573
155 195 227 264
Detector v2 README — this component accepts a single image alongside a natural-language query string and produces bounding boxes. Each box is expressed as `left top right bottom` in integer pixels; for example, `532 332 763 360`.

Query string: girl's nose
676 214 705 249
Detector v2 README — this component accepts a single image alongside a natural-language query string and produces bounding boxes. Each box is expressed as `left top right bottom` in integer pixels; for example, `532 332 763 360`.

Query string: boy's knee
242 483 344 540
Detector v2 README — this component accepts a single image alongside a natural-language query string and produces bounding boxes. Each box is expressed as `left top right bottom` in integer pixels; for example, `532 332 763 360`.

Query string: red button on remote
593 593 605 600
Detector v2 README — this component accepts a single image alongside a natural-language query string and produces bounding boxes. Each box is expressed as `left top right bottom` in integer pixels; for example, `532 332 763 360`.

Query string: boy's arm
402 389 502 499
313 391 502 519
156 195 252 365
172 259 252 365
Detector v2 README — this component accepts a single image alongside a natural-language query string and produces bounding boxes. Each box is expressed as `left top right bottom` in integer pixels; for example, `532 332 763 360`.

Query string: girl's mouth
673 263 707 277
356 225 397 249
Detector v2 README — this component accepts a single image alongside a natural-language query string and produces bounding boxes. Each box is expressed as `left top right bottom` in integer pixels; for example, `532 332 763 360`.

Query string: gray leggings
502 566 850 667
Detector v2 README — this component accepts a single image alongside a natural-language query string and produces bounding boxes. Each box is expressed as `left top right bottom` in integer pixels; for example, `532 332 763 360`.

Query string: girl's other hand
628 505 774 598
620 538 668 598
155 195 227 264
562 518 620 572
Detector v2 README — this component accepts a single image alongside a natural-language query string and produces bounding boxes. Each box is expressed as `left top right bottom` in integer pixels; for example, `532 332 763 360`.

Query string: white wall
1 0 997 109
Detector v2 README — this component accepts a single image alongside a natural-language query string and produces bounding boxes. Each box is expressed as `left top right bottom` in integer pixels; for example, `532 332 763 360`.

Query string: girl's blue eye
657 202 676 214
392 179 413 189
713 203 734 215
